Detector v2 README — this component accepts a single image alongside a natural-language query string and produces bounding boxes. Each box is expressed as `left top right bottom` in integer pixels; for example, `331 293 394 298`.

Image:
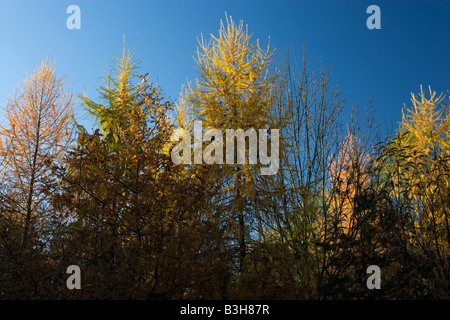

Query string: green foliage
80 44 142 149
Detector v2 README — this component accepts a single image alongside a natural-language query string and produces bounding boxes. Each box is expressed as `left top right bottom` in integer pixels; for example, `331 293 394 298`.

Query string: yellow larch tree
396 86 450 260
0 58 74 250
180 14 277 273
329 131 372 235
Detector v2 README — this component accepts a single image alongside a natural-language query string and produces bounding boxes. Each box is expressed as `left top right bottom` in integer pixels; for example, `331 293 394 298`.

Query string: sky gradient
1 0 449 134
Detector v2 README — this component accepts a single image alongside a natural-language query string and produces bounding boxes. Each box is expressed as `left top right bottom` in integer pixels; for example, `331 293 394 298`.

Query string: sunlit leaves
374 87 450 298
0 57 74 242
184 14 276 131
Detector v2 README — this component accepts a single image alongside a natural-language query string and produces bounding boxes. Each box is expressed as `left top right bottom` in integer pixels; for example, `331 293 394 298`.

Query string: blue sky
0 0 449 135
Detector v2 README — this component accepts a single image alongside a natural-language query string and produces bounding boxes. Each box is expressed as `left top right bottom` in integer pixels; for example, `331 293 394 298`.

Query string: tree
376 86 450 298
246 47 347 298
0 57 74 298
50 46 230 299
328 131 373 236
321 130 384 299
181 14 277 277
81 41 142 151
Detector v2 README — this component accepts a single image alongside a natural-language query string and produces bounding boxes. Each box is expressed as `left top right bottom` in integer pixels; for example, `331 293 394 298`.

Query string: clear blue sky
1 0 449 135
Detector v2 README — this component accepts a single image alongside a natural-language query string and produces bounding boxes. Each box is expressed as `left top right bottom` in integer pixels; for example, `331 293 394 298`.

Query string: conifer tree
0 58 74 298
181 14 277 273
376 86 450 298
0 58 74 249
80 39 142 150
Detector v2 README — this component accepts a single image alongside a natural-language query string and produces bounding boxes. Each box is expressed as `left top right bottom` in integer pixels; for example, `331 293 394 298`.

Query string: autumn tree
329 132 372 232
320 129 385 298
179 14 277 281
49 46 230 299
0 58 74 298
240 47 345 298
376 87 450 298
